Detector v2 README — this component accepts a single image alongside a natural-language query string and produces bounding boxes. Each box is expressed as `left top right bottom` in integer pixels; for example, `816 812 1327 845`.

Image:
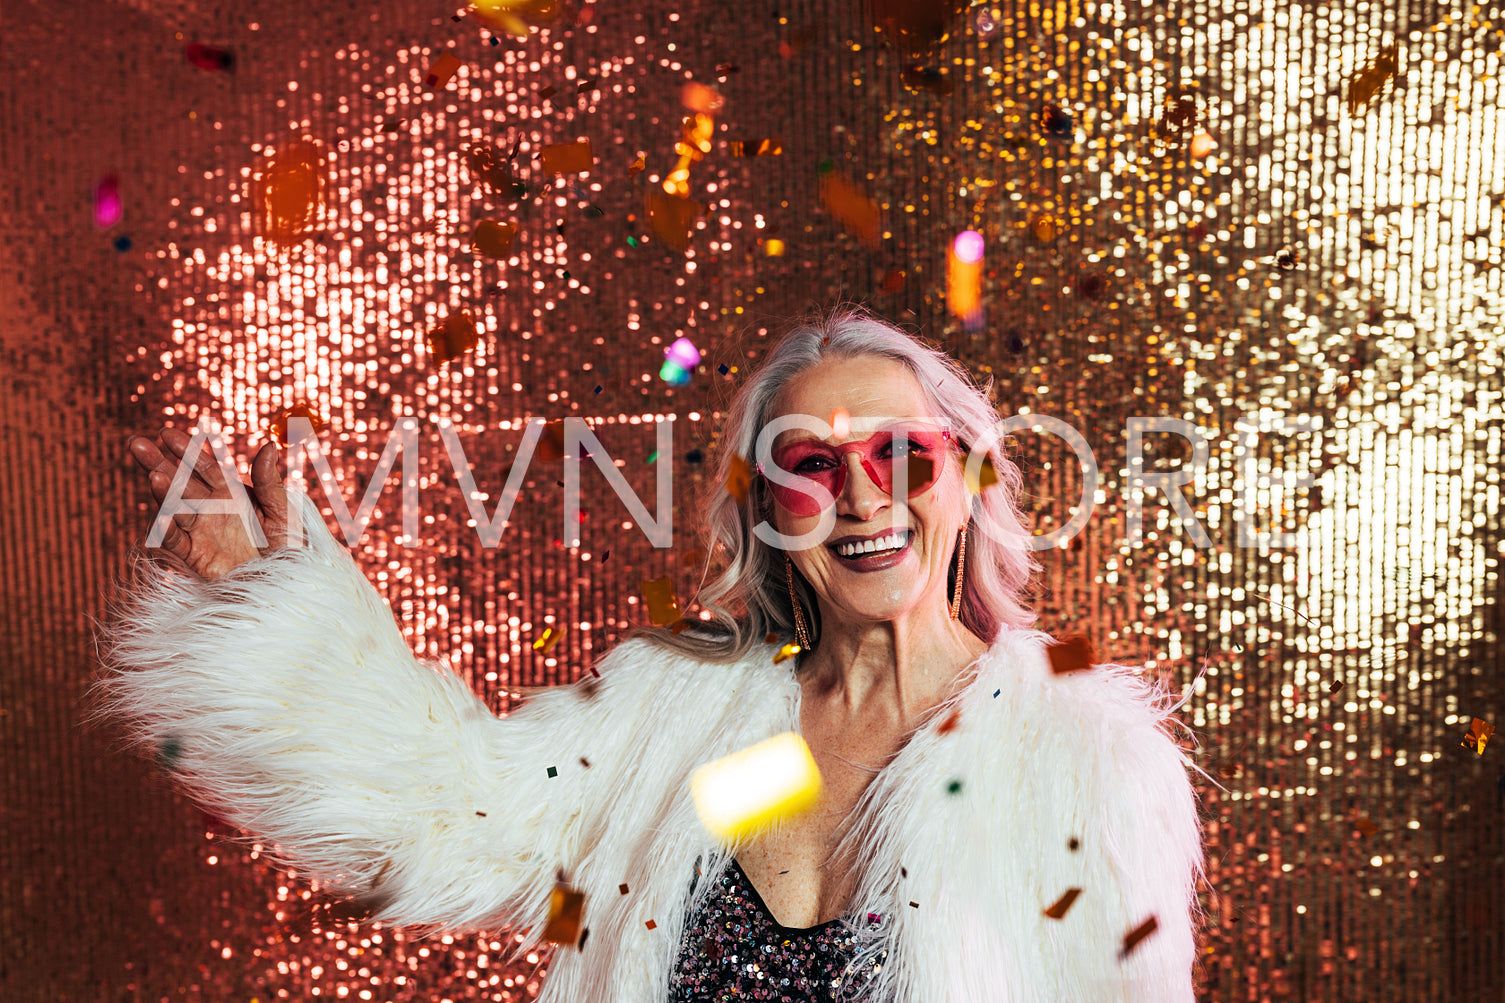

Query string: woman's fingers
250 442 293 550
157 427 232 494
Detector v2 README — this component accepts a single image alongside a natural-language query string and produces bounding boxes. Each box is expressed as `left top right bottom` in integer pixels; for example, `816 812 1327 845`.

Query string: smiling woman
89 306 1204 1003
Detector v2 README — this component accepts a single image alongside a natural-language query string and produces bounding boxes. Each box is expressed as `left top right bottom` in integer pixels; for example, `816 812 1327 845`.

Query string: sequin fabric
668 859 887 1002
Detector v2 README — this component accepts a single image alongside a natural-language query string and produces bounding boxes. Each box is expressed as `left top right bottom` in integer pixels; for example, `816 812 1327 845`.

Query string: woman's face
766 355 971 627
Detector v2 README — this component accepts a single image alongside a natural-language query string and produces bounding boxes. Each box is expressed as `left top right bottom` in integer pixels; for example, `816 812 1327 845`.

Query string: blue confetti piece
113 235 133 252
717 363 729 375
594 385 603 394
547 766 558 778
993 689 1000 698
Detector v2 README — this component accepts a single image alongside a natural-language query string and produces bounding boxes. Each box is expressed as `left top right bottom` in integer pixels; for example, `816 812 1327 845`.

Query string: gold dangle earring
785 554 813 650
948 525 967 621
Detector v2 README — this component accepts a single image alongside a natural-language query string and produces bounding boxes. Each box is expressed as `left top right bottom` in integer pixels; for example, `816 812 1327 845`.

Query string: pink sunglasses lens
764 429 948 515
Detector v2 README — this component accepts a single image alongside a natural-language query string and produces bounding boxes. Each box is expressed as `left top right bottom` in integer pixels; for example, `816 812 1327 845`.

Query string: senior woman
92 309 1204 1002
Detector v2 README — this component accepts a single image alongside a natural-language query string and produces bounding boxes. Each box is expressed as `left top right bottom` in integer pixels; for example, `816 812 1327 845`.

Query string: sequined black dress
667 858 888 1002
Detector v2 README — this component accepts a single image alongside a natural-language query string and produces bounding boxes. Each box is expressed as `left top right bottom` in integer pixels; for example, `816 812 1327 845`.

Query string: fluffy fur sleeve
86 487 672 940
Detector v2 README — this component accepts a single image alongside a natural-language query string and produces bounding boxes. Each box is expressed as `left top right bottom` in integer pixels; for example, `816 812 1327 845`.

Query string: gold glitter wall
3 0 1502 999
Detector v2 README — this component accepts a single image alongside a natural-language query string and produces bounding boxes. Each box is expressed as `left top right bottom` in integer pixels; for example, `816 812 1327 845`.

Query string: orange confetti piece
268 401 326 447
541 139 594 174
627 155 646 177
1119 915 1159 959
1462 718 1493 755
542 884 585 947
532 625 565 654
1046 634 1096 674
1355 817 1378 837
680 82 725 113
640 577 681 625
1043 887 1081 920
830 408 851 439
764 632 779 644
254 139 326 240
644 189 704 254
645 919 657 930
772 642 802 664
472 219 518 259
1030 212 1060 243
819 173 881 247
426 311 480 363
725 454 754 505
964 457 999 495
879 269 906 293
936 710 961 734
1348 45 1400 115
730 138 783 157
669 619 692 635
424 50 463 89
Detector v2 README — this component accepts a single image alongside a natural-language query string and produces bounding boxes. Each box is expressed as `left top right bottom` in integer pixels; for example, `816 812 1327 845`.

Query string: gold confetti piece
1047 634 1097 674
730 138 783 157
830 408 851 438
1030 212 1060 243
1119 915 1159 959
1462 718 1494 755
627 154 646 177
472 219 518 259
764 238 786 256
964 456 999 495
1347 45 1400 115
692 733 823 842
639 577 681 625
644 189 704 253
542 884 585 947
1189 131 1218 158
254 139 326 240
819 173 881 247
1355 817 1378 837
772 642 802 664
1044 887 1081 920
532 625 564 653
423 50 463 89
269 401 326 446
426 310 479 363
725 454 754 505
669 619 692 635
541 139 594 174
680 82 725 113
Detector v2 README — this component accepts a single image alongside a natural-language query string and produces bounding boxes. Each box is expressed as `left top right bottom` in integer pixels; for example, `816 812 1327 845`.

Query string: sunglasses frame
754 419 959 516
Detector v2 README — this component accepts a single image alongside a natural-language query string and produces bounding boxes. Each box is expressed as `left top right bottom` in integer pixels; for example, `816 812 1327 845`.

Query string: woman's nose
836 452 887 516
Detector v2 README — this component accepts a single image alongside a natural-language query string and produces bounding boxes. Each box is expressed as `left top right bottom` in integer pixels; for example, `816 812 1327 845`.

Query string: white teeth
834 532 909 557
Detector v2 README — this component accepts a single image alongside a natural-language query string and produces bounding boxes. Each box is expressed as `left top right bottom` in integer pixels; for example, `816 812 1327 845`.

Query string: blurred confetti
542 883 585 947
639 576 681 625
1044 887 1081 919
1119 916 1160 959
92 175 122 228
426 310 480 364
252 139 325 240
1462 718 1494 756
691 733 823 842
818 171 881 247
1046 635 1096 675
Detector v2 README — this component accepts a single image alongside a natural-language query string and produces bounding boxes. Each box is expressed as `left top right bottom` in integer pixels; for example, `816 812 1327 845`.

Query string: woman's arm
87 484 651 939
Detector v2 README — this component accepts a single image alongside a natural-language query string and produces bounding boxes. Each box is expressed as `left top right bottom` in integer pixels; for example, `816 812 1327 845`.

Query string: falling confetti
1043 887 1081 919
627 154 646 176
730 138 783 157
542 883 585 947
964 456 999 495
1462 718 1493 755
644 190 703 253
1348 45 1400 115
541 139 594 174
725 454 754 506
691 732 823 842
268 401 326 446
819 172 881 247
426 310 480 363
472 219 518 258
947 230 983 326
1119 915 1160 959
424 50 463 89
680 82 725 113
532 625 564 653
639 577 681 625
184 42 234 71
936 709 961 734
156 735 184 772
467 142 528 199
772 642 802 664
1355 817 1379 837
93 175 122 228
1046 635 1097 674
253 139 326 240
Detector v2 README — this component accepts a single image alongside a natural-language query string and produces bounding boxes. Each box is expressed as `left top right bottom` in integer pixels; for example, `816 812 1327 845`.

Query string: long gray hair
626 306 1039 664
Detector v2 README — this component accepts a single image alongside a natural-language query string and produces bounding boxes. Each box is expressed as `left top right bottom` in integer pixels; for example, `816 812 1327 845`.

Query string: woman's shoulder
975 627 1191 749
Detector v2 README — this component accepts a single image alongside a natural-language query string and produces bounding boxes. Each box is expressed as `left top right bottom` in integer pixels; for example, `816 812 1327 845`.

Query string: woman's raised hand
125 427 299 581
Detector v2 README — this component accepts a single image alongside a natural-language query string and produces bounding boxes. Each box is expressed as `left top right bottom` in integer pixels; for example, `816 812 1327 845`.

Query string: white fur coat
91 489 1205 1002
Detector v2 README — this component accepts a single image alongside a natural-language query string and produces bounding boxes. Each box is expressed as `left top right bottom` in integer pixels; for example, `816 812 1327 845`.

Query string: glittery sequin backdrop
2 0 1501 999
